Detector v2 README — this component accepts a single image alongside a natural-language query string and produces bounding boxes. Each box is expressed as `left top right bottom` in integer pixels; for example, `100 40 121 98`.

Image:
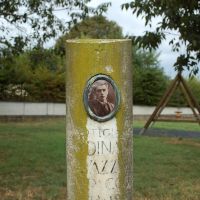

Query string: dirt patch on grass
166 138 200 147
134 180 200 200
0 151 7 162
0 186 66 200
0 187 43 200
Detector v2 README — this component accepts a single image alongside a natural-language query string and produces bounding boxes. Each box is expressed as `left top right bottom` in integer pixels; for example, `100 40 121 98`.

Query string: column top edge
66 39 131 44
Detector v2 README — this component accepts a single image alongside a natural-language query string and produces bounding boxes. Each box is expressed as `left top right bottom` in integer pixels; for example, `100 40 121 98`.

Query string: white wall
133 105 195 115
0 102 196 116
0 102 65 116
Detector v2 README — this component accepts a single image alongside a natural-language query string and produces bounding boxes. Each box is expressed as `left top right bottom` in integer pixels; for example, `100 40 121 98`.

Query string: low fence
0 102 195 118
0 102 65 116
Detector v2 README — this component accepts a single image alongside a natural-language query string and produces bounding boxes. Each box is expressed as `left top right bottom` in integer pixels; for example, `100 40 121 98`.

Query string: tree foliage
0 48 65 102
0 0 110 56
1 8 200 105
0 15 123 102
55 15 123 56
132 47 169 105
26 66 65 102
122 0 200 75
187 77 200 104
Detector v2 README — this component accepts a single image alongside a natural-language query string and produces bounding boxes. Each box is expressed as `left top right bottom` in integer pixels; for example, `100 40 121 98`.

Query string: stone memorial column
66 39 133 200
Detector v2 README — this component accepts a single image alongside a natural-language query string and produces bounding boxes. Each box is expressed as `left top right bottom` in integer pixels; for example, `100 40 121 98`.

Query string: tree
54 15 123 56
27 47 62 71
0 15 123 102
0 47 65 102
122 1 200 75
0 0 110 56
132 47 169 105
26 66 65 102
0 53 32 101
187 77 200 104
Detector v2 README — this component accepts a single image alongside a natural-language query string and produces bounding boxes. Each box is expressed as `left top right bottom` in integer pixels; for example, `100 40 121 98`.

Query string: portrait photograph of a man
88 79 115 117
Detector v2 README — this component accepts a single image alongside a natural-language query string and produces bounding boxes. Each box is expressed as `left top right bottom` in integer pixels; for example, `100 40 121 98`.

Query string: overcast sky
87 0 200 78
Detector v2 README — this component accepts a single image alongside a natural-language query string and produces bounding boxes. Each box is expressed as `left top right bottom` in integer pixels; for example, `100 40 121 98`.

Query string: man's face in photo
95 84 108 102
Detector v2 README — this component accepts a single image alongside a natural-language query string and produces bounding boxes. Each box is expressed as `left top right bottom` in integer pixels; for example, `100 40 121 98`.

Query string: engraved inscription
88 160 117 174
87 118 119 200
89 195 120 200
88 141 117 156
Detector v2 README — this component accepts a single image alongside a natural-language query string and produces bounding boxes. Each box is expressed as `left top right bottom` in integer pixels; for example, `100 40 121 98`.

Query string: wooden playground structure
140 72 200 134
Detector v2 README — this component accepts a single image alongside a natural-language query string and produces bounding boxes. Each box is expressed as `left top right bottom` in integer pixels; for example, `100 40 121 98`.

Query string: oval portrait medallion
83 74 120 122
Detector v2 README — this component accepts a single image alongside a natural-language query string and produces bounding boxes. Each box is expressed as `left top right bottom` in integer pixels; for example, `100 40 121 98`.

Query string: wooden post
66 39 133 200
139 73 180 134
140 72 200 134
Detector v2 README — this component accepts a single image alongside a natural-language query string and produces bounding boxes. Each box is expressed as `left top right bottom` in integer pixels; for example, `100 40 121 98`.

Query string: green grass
0 119 66 199
134 136 200 200
134 120 200 132
0 119 200 200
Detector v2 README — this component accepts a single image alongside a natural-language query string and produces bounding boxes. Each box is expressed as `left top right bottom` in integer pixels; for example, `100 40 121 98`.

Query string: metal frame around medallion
83 74 120 122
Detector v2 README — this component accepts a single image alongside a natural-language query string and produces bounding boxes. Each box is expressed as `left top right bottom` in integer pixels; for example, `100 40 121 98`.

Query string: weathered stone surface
66 39 133 200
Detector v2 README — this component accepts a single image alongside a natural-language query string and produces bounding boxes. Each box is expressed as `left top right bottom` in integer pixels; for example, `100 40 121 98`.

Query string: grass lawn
0 118 200 200
134 120 200 132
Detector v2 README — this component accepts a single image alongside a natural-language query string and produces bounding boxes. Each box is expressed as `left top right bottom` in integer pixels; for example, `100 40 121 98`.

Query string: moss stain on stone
66 39 132 200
